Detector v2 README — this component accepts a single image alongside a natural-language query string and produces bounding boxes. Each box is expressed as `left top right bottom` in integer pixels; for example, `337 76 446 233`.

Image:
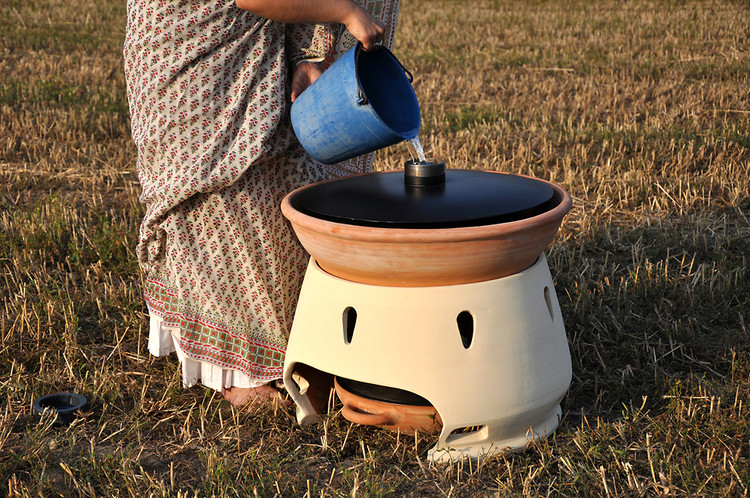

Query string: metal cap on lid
404 159 446 187
290 160 558 229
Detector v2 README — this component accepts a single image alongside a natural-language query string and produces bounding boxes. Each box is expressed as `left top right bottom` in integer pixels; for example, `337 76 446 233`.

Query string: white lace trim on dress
147 309 268 391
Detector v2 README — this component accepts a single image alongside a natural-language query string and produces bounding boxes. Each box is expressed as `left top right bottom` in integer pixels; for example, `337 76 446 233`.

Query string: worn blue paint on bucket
291 42 420 164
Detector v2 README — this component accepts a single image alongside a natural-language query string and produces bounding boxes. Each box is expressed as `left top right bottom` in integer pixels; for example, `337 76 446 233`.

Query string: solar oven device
281 160 573 462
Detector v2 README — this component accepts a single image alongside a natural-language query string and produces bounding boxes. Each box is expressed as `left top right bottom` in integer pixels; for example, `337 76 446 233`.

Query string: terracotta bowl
281 172 572 287
334 378 442 434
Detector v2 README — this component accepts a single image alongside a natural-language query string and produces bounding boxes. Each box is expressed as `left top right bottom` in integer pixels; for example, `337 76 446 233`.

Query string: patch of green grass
0 196 137 273
684 58 750 81
0 0 126 54
444 104 502 131
3 26 97 52
0 79 129 115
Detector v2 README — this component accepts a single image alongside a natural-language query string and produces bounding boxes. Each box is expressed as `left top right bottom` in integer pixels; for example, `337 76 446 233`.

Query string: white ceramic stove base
283 254 571 462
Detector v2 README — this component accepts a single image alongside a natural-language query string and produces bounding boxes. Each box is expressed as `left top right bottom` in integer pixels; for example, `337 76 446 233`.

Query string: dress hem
148 307 271 391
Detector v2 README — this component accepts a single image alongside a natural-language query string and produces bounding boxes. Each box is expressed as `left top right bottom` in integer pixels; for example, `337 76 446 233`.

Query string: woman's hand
236 0 385 51
341 3 385 51
291 61 324 102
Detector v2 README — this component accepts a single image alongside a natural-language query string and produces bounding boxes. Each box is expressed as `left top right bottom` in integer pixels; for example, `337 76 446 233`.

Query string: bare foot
221 384 291 408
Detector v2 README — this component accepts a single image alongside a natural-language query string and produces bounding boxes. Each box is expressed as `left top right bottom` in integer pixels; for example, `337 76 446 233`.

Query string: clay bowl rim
281 170 572 242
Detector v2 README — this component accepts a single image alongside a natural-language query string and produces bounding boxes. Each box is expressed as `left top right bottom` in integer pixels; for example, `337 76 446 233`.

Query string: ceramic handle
341 403 395 427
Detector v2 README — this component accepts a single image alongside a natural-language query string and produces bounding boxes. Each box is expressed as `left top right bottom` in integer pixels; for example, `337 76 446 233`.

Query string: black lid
336 376 432 406
290 163 557 229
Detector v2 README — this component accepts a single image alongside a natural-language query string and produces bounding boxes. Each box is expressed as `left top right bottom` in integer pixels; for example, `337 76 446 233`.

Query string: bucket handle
355 43 414 106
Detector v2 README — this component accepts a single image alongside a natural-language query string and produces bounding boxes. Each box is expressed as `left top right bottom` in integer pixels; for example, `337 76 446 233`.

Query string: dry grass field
1 0 749 495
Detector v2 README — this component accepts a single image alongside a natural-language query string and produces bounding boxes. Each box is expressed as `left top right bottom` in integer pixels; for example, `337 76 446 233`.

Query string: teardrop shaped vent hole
457 311 474 349
544 286 554 322
343 306 357 344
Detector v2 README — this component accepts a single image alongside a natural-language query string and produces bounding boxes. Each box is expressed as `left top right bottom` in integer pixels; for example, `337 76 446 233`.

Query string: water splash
406 135 426 163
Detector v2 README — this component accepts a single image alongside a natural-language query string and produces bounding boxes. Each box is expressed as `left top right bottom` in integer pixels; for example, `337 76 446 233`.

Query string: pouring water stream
406 135 427 163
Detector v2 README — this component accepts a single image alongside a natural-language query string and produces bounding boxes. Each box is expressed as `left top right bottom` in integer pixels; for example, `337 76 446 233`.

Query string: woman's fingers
343 4 385 51
290 61 324 102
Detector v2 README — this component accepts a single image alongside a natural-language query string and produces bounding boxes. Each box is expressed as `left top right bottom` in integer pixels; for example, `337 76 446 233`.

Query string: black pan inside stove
336 376 433 406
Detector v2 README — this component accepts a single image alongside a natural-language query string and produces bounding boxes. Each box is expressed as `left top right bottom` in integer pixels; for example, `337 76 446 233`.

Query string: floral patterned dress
123 0 401 390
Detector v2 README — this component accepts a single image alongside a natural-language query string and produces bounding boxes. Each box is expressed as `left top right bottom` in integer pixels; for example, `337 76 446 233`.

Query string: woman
123 0 401 406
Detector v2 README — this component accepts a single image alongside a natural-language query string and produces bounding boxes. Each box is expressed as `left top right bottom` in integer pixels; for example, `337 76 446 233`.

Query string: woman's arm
235 0 384 50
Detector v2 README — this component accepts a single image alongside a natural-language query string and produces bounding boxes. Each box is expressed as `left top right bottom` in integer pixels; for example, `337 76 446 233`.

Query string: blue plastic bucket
291 42 420 164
